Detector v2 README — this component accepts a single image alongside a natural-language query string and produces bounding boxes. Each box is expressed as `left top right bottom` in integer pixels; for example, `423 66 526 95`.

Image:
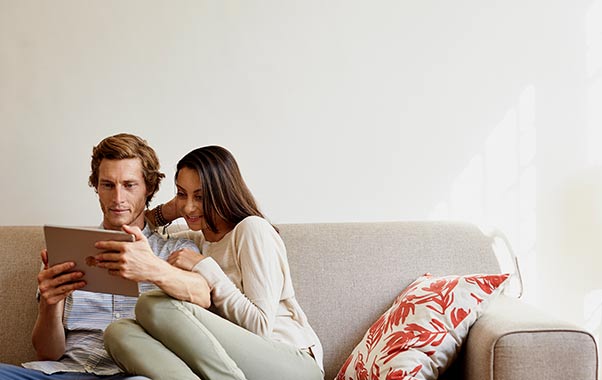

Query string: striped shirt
22 224 199 375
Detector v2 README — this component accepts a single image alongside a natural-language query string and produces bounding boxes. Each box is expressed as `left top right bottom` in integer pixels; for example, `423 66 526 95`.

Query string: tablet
43 225 139 296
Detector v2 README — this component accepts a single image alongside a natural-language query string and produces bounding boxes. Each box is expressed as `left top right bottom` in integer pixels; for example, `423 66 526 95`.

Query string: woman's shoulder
235 215 274 232
232 216 282 242
232 216 284 251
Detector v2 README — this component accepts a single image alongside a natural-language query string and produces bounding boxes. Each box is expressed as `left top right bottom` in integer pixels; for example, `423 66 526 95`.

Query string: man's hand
94 224 167 282
168 248 205 271
37 249 86 305
33 249 80 359
95 225 211 307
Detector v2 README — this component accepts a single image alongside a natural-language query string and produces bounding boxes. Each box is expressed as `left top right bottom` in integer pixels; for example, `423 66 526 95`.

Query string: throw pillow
335 273 510 380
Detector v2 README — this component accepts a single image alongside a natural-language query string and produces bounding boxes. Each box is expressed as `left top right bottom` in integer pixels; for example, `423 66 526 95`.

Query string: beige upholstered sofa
0 222 598 380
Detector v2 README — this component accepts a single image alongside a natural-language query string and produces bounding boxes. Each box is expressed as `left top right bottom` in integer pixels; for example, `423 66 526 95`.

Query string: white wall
2 0 602 347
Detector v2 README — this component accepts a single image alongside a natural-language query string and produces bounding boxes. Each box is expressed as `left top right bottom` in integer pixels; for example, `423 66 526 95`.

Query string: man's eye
101 183 114 189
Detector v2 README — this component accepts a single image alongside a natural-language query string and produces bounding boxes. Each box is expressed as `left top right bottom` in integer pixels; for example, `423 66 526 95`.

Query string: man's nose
113 185 125 203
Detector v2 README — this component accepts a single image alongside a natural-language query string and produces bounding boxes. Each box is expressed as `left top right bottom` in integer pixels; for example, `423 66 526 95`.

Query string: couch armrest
463 295 598 380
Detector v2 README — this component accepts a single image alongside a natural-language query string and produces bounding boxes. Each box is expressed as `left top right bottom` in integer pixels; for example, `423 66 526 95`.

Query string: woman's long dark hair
176 146 276 233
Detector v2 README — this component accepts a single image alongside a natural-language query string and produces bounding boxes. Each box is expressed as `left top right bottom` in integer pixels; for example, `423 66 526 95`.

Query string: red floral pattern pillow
336 273 510 380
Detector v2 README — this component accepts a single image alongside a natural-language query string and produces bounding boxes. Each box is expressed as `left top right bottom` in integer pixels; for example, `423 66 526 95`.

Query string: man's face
97 158 149 231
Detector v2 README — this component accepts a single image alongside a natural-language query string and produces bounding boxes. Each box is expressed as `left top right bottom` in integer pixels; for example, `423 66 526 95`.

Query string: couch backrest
0 222 500 380
277 221 500 380
0 226 44 366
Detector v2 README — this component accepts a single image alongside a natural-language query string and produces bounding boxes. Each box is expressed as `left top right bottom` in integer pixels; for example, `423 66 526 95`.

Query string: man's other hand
38 249 86 305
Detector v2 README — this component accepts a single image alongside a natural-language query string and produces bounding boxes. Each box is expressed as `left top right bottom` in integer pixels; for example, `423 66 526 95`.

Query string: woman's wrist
154 204 169 226
161 198 178 223
147 198 178 228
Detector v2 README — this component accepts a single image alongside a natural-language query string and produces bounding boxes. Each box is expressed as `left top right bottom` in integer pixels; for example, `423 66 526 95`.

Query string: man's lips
110 208 130 214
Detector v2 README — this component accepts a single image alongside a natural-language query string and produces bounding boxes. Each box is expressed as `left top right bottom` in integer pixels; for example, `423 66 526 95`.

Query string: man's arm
32 298 66 360
95 226 211 308
31 250 86 360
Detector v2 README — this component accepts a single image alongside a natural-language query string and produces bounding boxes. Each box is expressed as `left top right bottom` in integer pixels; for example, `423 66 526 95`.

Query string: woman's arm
193 217 285 336
150 264 211 307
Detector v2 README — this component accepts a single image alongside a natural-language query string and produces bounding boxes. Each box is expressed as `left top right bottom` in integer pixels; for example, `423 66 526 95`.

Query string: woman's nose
183 197 197 213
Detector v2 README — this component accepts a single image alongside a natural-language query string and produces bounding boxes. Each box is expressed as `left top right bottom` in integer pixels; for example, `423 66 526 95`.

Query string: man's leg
0 363 150 380
0 364 53 380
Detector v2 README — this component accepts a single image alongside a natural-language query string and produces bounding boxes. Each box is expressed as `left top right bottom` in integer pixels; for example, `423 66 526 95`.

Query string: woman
100 146 324 380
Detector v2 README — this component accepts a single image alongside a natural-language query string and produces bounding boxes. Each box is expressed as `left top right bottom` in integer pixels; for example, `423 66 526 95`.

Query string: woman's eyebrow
175 185 202 193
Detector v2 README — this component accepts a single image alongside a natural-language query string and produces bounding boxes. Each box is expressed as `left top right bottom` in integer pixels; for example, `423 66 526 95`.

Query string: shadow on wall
429 85 537 303
582 0 602 362
560 168 602 339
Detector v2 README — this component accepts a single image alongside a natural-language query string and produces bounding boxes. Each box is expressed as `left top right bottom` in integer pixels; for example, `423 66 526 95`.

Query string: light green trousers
104 291 323 380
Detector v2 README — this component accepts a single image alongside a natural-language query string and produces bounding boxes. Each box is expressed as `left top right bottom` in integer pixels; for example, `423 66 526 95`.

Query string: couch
0 222 598 380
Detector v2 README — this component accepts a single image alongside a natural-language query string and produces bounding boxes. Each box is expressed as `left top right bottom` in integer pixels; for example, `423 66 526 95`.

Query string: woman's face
175 167 205 231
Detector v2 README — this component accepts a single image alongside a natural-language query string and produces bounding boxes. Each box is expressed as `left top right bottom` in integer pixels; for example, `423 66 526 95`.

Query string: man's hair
89 133 165 207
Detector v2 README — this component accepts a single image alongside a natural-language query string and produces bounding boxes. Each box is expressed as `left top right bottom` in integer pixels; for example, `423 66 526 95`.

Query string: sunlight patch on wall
584 0 602 358
430 85 537 301
587 75 602 165
585 290 602 350
587 0 602 166
586 0 602 80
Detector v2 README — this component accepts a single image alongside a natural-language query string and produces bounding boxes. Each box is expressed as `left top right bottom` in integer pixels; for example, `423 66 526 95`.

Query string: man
0 133 201 379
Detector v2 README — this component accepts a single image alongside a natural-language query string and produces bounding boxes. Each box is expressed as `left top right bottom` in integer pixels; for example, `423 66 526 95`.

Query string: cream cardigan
167 216 324 371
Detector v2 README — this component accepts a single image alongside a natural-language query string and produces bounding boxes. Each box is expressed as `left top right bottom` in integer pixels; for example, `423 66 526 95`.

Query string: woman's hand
168 248 205 271
94 225 167 283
